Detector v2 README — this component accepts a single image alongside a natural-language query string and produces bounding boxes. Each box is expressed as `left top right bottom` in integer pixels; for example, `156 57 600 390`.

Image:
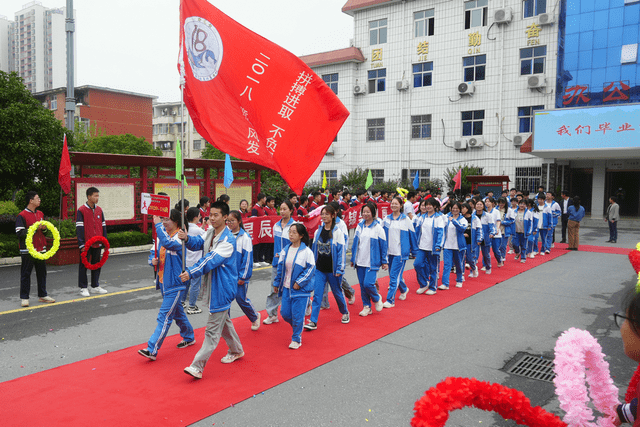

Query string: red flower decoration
80 236 110 271
411 377 566 427
629 249 640 274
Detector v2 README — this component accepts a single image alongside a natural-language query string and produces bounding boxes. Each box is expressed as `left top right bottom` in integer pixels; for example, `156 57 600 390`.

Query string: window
410 169 431 186
50 97 57 110
159 141 173 151
411 115 432 139
371 169 384 185
517 106 544 133
463 55 486 82
413 62 433 88
158 123 169 134
414 9 434 37
464 0 488 29
515 167 541 193
193 139 202 150
323 73 338 94
369 19 387 45
321 170 338 188
520 46 546 75
523 0 547 18
367 118 385 141
368 69 386 93
462 110 484 136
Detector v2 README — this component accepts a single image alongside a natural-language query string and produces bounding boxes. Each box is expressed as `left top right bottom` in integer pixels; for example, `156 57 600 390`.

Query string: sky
2 0 354 101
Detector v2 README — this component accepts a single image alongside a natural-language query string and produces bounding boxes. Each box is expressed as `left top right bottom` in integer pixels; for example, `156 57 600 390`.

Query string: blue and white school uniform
182 223 205 307
499 208 515 260
273 243 315 344
538 203 552 254
266 217 297 318
441 215 468 288
546 200 561 250
320 217 355 307
232 228 259 323
488 207 503 264
351 219 388 308
477 211 497 270
414 213 445 292
310 225 349 324
469 212 483 266
525 208 539 256
382 212 418 303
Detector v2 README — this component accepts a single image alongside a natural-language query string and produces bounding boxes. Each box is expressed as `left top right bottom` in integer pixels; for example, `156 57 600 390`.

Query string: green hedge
0 234 18 258
0 201 20 216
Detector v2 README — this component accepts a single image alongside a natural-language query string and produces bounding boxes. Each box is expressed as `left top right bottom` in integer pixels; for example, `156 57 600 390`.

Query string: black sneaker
303 322 317 330
138 349 156 361
176 339 196 349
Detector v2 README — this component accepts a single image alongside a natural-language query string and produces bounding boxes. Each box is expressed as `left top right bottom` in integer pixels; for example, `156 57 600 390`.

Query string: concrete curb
0 244 154 267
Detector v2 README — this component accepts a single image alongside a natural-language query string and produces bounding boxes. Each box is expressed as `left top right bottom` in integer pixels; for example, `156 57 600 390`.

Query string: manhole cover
505 354 556 383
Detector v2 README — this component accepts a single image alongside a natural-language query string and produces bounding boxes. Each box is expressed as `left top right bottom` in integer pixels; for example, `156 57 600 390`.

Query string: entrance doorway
570 169 593 214
606 171 640 216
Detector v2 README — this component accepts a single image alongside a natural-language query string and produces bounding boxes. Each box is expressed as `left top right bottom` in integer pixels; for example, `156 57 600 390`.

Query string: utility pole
64 0 75 131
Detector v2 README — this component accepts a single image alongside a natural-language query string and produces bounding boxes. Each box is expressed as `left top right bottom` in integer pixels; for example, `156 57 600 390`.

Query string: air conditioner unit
513 133 530 146
354 85 366 95
454 139 468 151
396 80 409 91
468 136 484 148
537 13 555 26
325 144 335 156
458 82 475 95
172 111 177 115
527 74 546 88
494 8 512 24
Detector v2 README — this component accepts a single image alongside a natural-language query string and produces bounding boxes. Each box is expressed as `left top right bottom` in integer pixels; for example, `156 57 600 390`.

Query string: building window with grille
369 19 388 45
414 9 434 37
523 0 546 18
410 169 431 186
413 62 433 88
367 118 385 141
193 140 202 150
464 0 488 29
515 167 542 193
371 169 384 184
368 69 386 93
50 97 57 110
321 170 338 188
462 110 484 136
411 115 432 139
323 73 338 94
520 46 546 75
159 141 173 151
463 55 486 82
518 106 544 133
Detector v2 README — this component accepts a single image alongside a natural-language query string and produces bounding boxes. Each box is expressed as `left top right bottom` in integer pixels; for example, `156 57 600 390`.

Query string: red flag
453 168 462 191
178 0 349 193
58 134 71 194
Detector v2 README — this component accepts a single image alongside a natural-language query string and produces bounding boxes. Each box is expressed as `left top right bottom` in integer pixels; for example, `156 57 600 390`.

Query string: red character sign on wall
603 81 630 103
563 85 591 106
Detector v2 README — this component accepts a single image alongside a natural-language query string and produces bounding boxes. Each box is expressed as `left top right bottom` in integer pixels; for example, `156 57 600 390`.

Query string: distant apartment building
0 1 76 92
152 101 207 159
33 85 156 142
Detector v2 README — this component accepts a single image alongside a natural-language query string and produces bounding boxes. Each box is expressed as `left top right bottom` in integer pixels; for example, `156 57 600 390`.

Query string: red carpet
553 242 632 255
0 247 602 426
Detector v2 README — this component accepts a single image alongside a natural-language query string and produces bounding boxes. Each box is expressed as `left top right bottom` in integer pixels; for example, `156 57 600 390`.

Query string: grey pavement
1 226 639 426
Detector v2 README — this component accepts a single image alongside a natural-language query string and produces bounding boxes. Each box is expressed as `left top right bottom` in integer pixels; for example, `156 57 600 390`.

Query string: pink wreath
553 328 619 427
80 236 110 270
411 377 566 427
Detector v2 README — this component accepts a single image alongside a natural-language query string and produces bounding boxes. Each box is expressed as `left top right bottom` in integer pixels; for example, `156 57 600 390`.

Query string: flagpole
180 78 186 272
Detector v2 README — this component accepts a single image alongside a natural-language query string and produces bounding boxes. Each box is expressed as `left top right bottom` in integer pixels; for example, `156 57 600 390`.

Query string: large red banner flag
178 0 350 193
58 134 71 194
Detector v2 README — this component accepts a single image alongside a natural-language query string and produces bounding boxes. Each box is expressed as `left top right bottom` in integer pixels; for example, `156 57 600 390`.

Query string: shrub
0 201 20 216
106 230 152 248
0 234 19 258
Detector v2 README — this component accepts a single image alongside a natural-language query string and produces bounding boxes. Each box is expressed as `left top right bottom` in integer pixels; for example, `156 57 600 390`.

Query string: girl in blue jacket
273 223 315 349
485 198 504 267
525 199 540 258
498 198 515 261
305 205 349 330
382 197 418 307
537 196 552 256
474 199 496 275
139 210 195 361
227 210 261 331
440 202 468 289
351 203 388 316
415 198 444 294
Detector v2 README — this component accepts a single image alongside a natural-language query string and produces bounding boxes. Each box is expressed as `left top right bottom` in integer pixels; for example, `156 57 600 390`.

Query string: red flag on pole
453 168 462 191
58 134 72 194
178 0 349 193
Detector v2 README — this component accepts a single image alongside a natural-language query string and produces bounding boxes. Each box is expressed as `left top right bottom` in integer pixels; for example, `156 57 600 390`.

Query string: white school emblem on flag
184 17 223 82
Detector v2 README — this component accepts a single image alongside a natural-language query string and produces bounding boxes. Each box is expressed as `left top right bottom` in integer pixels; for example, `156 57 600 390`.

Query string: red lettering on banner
617 122 635 132
575 125 591 135
557 125 572 136
603 81 630 103
595 122 612 135
562 85 590 106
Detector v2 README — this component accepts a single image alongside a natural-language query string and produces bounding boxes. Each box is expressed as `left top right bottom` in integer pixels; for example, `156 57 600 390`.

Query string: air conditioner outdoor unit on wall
513 134 529 146
537 13 555 25
528 74 546 88
354 85 365 95
458 82 475 95
396 80 409 91
468 136 484 148
454 139 468 150
494 8 512 24
325 144 335 155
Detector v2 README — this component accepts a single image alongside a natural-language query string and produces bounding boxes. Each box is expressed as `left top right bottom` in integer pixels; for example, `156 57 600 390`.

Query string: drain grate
506 354 556 383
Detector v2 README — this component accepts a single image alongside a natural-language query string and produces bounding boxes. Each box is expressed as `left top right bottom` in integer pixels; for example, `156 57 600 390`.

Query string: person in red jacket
76 187 108 297
15 191 55 307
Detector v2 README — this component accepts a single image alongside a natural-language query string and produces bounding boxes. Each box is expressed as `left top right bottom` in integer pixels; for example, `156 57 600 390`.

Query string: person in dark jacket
76 187 108 297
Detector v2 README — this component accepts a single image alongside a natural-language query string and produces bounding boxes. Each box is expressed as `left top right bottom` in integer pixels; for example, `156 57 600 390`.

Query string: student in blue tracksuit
264 200 297 325
180 201 244 379
382 197 418 306
498 198 515 261
273 223 315 349
305 205 349 330
525 199 540 258
467 200 483 278
415 198 444 295
351 203 388 316
440 202 468 289
227 210 261 331
139 209 195 361
474 199 496 275
545 192 561 252
537 196 552 256
507 198 519 254
513 199 528 263
485 198 504 267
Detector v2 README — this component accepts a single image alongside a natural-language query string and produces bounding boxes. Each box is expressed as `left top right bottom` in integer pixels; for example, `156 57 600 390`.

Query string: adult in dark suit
605 196 620 243
560 190 571 243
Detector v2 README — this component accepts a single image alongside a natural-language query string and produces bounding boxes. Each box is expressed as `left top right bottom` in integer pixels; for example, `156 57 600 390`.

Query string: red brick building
33 85 156 142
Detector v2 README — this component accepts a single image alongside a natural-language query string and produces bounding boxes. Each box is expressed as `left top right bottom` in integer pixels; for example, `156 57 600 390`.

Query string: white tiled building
301 0 558 193
152 101 206 159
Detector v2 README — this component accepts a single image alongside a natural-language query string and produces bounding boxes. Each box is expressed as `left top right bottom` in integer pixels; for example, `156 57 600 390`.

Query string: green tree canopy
200 143 238 161
77 134 162 156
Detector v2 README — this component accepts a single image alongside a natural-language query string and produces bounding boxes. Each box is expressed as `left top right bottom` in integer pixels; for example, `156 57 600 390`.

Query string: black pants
20 254 47 299
561 214 569 242
79 247 102 288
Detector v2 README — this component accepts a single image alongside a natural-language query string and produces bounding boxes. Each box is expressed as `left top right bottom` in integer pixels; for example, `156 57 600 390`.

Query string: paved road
1 226 639 426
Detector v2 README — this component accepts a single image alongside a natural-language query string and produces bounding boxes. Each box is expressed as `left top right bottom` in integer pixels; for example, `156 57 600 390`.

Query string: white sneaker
21 299 29 307
184 366 202 379
359 306 372 317
288 341 301 350
533 251 538 256
540 252 546 256
455 282 463 288
374 298 383 312
497 262 504 267
398 290 409 300
438 285 449 290
253 262 261 268
259 262 271 267
520 259 526 263
529 253 535 259
481 266 486 271
221 352 244 363
348 295 356 305
263 315 279 324
551 244 555 248
251 312 261 331
80 288 90 297
545 250 550 254
507 250 514 254
382 301 395 308
474 268 479 277
416 287 428 294
425 289 436 295
485 269 492 275
90 286 108 294
465 263 470 269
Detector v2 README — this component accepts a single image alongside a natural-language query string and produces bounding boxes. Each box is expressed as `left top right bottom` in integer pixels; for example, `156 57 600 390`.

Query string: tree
443 164 484 195
0 71 73 215
76 134 162 156
200 143 239 161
